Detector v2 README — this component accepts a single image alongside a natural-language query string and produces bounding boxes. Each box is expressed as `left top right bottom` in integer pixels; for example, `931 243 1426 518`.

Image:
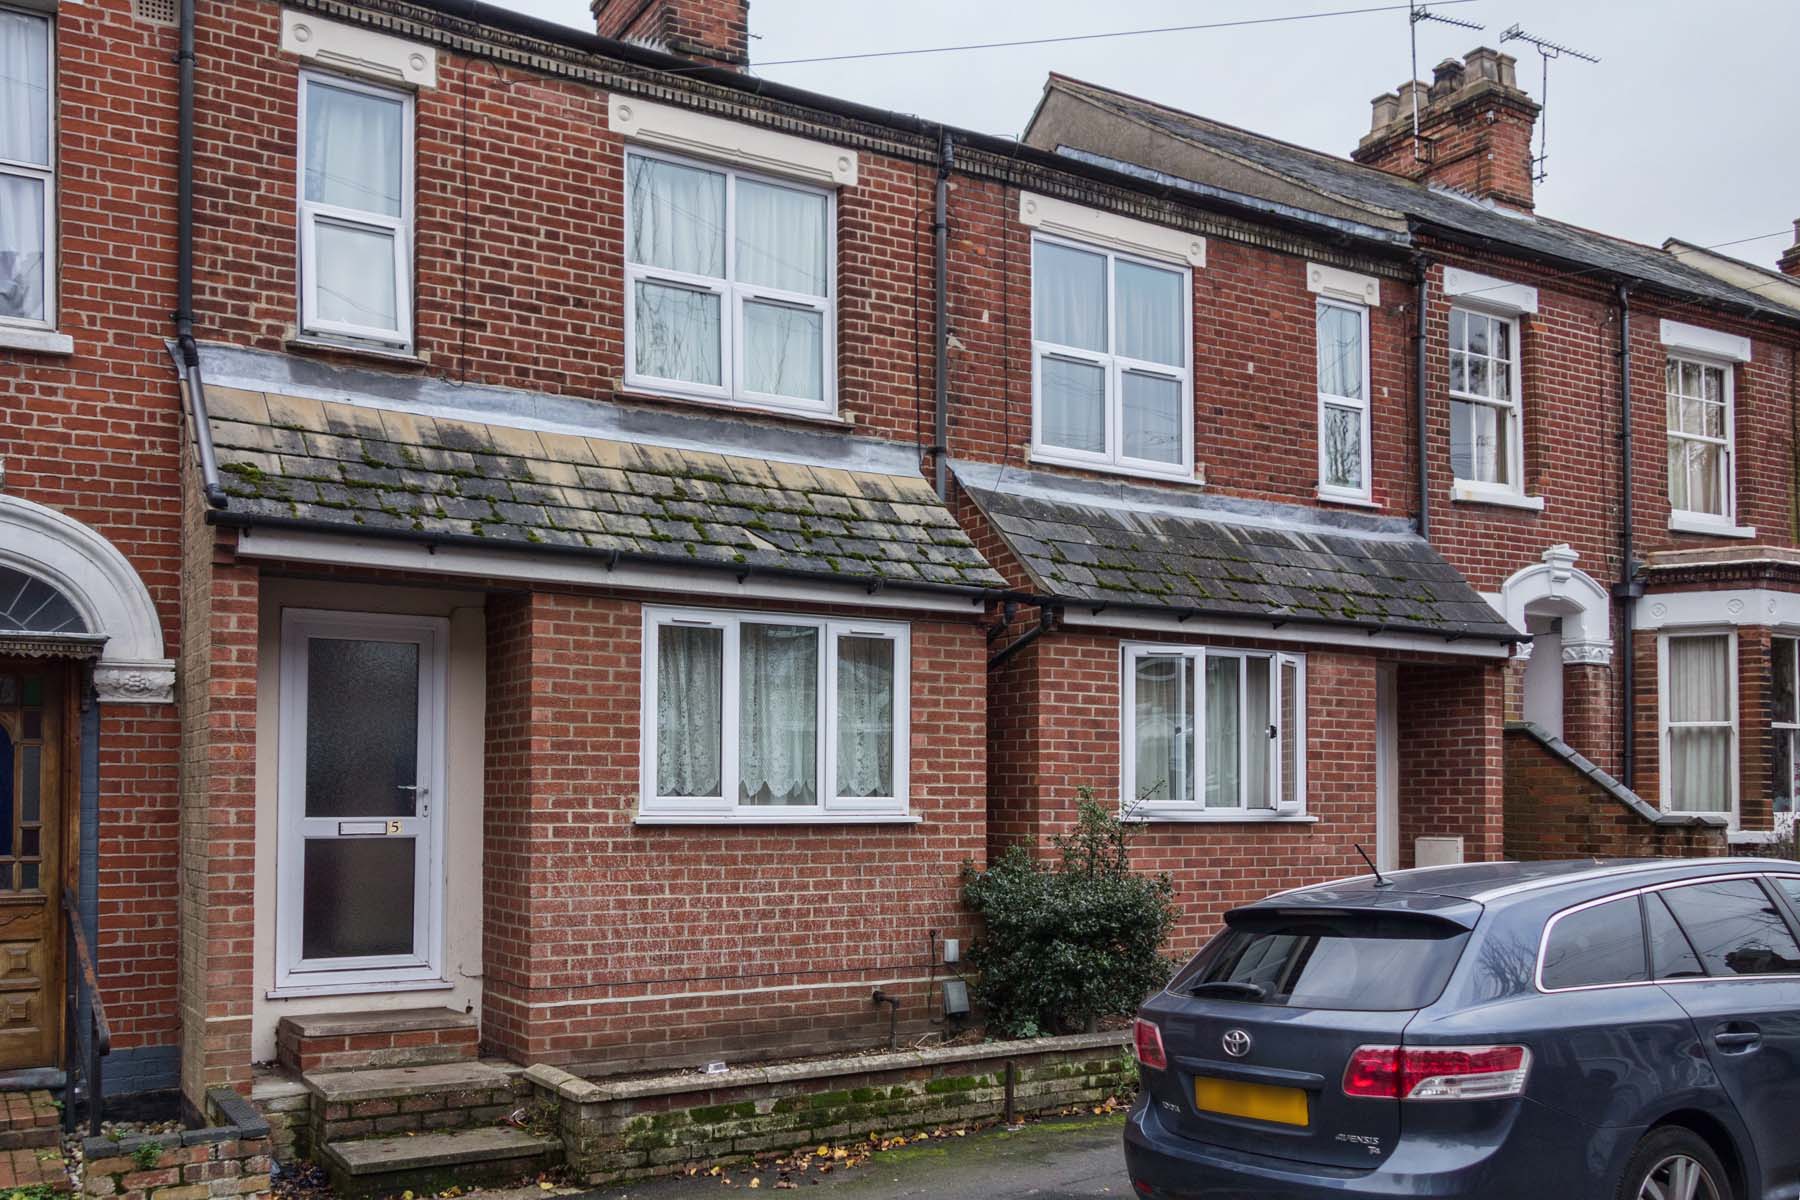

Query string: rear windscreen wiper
1188 980 1267 1000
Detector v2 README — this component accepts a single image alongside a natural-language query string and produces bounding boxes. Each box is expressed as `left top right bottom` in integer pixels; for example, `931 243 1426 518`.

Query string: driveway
578 1114 1130 1200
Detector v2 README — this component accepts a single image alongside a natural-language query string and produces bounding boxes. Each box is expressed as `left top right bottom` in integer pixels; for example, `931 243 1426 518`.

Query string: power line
744 1 1482 70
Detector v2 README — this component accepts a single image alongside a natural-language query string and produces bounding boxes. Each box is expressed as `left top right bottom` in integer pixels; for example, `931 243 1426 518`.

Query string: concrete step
320 1126 560 1198
304 1060 525 1146
277 1007 478 1073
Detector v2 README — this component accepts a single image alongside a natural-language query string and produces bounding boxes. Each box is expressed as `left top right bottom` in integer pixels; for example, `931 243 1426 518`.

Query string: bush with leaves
962 790 1178 1038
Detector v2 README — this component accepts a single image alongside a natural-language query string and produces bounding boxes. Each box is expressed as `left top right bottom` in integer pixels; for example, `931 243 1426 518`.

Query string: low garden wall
524 1031 1133 1185
81 1088 273 1200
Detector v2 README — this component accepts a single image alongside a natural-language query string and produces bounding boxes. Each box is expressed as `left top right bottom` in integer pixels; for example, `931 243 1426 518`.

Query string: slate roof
956 463 1518 643
201 383 1006 592
1049 78 1800 324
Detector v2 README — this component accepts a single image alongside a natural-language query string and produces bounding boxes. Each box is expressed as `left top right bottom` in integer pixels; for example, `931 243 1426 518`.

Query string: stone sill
1450 481 1545 511
1668 512 1757 540
0 326 74 355
634 811 922 826
524 1029 1130 1105
1123 810 1318 825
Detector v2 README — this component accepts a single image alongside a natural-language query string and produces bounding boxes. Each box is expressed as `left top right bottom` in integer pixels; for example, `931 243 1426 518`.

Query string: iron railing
62 889 110 1136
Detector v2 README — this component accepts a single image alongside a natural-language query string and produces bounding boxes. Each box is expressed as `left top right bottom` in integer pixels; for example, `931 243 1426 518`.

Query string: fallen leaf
749 1179 761 1189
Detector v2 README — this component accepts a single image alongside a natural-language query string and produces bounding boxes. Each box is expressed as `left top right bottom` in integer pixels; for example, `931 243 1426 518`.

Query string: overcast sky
502 0 1800 268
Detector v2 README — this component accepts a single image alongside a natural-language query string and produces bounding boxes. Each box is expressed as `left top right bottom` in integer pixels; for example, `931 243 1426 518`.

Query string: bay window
1448 306 1522 490
299 72 413 348
1316 298 1370 500
1660 631 1735 817
1031 235 1191 478
1775 637 1799 815
1666 356 1735 523
0 8 52 329
642 608 909 821
624 149 834 414
1123 644 1304 819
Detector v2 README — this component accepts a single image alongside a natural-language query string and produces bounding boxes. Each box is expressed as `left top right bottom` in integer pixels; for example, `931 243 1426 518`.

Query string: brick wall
1503 726 1727 859
481 588 988 1074
1396 660 1505 867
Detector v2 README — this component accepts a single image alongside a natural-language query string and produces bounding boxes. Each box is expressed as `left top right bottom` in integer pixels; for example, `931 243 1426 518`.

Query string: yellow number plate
1193 1077 1310 1127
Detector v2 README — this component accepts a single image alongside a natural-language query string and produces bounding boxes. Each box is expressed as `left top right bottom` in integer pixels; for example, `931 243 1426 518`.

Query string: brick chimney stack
1352 46 1541 211
1779 220 1800 278
593 0 750 70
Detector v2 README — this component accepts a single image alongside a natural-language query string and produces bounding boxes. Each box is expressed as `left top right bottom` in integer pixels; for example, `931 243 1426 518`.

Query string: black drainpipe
1614 283 1642 788
1413 254 1431 541
174 0 227 509
932 127 953 499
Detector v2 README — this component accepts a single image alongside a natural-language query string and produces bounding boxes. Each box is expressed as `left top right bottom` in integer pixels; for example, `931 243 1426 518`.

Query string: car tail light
1343 1044 1530 1100
1133 1018 1168 1071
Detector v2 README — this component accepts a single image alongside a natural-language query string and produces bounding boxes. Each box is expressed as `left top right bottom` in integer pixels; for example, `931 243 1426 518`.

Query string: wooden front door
0 663 67 1071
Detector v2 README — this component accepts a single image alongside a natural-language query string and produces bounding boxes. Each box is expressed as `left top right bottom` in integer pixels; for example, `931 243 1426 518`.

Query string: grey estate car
1126 858 1800 1199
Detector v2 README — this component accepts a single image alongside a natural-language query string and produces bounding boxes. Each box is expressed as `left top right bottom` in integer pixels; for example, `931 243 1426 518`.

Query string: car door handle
1713 1027 1762 1052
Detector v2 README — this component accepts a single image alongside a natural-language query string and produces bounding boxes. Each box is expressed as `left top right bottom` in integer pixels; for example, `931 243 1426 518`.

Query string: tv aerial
1407 2 1485 155
1500 23 1600 182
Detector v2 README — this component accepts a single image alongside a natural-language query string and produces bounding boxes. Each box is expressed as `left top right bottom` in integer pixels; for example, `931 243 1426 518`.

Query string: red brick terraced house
2 0 1800 1169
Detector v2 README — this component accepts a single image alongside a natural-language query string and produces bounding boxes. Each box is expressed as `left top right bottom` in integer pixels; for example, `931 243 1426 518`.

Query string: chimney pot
1779 218 1800 278
1370 92 1401 132
592 0 750 69
1429 57 1465 102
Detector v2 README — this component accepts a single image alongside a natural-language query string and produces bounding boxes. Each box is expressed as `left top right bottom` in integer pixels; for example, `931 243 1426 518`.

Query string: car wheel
1618 1127 1731 1200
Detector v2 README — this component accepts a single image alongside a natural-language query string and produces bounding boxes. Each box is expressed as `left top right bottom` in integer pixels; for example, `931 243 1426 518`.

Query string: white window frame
1774 636 1799 817
1029 233 1193 481
1665 352 1738 530
274 609 448 994
1657 629 1739 825
639 606 910 823
0 6 54 334
1316 296 1372 502
1447 304 1525 498
296 69 415 349
621 146 837 418
1119 643 1306 822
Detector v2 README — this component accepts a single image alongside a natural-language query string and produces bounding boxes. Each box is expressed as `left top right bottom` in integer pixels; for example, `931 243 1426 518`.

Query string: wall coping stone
525 1031 1130 1105
1506 721 1731 829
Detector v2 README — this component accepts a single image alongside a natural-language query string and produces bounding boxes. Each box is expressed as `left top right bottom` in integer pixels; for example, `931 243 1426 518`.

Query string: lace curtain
1132 656 1192 805
837 636 895 799
1035 241 1106 453
0 11 48 322
738 624 817 806
1668 635 1731 813
655 625 723 798
627 154 727 386
1204 656 1240 808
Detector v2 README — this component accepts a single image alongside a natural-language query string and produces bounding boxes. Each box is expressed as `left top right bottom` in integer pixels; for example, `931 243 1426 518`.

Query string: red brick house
3 0 1799 1163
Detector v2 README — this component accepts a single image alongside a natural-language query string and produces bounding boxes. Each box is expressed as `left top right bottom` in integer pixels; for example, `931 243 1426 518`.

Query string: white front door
275 610 447 994
1522 617 1564 739
1375 664 1399 874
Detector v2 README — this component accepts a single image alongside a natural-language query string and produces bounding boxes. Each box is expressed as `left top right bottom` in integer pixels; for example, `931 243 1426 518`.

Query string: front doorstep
524 1030 1135 1185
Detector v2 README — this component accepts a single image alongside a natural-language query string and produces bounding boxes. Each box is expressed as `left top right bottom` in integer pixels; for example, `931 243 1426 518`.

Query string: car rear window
1661 879 1800 977
1645 892 1704 979
1173 913 1469 1011
1542 896 1648 990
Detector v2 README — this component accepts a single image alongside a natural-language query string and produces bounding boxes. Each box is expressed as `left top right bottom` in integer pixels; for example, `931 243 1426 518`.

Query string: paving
578 1115 1131 1200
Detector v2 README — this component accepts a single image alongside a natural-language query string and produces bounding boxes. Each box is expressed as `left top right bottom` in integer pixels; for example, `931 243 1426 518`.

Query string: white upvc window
1659 630 1737 821
640 607 910 822
1121 643 1305 820
1666 355 1736 523
1448 306 1523 492
297 71 414 349
1316 297 1371 500
1774 637 1799 816
0 7 54 331
1030 234 1192 479
623 147 836 416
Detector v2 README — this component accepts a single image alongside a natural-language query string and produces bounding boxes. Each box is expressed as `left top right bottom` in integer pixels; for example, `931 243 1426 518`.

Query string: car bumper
1122 1093 1612 1200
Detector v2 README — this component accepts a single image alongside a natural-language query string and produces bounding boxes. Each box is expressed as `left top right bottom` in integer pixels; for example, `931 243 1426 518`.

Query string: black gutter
932 127 953 499
988 606 1056 671
173 0 227 509
206 508 1036 607
1058 598 1523 648
1614 283 1643 789
1413 253 1431 542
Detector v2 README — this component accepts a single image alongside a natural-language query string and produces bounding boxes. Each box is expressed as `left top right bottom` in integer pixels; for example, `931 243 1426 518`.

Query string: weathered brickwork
1503 728 1729 860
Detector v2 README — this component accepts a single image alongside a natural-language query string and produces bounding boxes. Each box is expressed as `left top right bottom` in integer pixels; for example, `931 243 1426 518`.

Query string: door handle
1713 1026 1762 1052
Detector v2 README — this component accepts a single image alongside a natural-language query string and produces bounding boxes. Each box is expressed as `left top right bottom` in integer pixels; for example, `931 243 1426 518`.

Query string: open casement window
623 148 835 415
298 72 413 349
641 608 909 821
1448 306 1523 490
1122 644 1305 819
1316 298 1371 500
1030 235 1192 479
0 8 53 330
1660 631 1736 819
1666 356 1736 522
1775 638 1800 815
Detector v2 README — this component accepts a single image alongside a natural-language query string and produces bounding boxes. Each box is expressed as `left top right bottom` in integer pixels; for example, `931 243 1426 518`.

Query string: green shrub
962 790 1178 1038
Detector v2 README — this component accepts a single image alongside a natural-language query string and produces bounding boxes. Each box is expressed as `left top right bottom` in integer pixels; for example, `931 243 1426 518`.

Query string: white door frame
274 608 448 993
1376 663 1399 874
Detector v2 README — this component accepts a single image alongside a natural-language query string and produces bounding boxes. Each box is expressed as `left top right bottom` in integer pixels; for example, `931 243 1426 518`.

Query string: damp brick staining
523 1032 1134 1185
204 384 1004 591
